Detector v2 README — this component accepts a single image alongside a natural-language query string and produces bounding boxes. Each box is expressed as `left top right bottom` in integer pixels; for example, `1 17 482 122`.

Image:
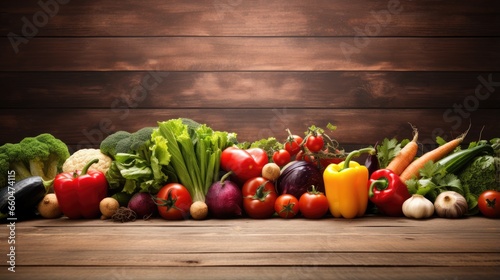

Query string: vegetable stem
368 178 389 198
81 159 99 176
341 148 376 171
220 171 233 183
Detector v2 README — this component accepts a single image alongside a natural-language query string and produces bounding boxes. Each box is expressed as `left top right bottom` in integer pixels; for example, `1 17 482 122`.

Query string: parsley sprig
405 161 463 202
376 137 410 168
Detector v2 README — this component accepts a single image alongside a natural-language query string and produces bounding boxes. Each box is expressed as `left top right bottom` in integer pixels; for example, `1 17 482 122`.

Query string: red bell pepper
368 169 411 217
54 159 108 219
220 147 268 183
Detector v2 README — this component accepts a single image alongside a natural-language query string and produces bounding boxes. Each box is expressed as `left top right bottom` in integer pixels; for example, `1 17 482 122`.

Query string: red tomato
295 150 314 163
318 148 345 170
299 187 329 219
242 177 278 219
284 135 303 156
272 149 291 167
305 134 324 153
155 183 192 220
274 194 300 219
319 157 343 168
478 190 500 218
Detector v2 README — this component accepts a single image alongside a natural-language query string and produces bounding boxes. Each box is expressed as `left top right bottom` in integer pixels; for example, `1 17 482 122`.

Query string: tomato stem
486 198 497 208
279 199 297 218
152 190 181 212
253 184 271 202
308 185 322 195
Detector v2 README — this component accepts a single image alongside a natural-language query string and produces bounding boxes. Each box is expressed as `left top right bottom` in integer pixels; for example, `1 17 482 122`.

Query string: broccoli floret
129 127 155 161
100 131 131 158
100 127 156 194
33 133 70 179
459 155 499 198
0 152 10 187
180 118 201 131
100 128 155 159
1 143 32 181
129 127 155 151
114 137 134 155
0 133 70 186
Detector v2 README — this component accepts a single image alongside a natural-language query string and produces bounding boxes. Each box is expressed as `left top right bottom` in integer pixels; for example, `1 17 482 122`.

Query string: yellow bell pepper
323 148 375 219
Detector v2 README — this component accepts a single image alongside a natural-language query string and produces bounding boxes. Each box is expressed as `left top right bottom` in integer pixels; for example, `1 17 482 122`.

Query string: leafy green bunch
100 118 236 201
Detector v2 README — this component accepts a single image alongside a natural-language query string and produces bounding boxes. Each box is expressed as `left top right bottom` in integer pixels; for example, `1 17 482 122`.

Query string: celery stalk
152 119 233 202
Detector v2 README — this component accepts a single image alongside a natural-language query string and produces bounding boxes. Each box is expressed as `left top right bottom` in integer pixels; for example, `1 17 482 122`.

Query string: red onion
205 173 243 219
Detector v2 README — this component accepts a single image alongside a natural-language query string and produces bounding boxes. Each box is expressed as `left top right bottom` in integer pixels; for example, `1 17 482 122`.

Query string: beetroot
127 192 157 218
205 174 243 219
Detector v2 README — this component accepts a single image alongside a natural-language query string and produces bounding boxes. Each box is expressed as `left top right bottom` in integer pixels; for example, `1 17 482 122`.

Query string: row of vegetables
1 118 499 222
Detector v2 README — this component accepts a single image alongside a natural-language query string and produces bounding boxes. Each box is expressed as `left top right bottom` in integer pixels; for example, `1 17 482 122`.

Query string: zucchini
0 176 51 221
438 144 494 175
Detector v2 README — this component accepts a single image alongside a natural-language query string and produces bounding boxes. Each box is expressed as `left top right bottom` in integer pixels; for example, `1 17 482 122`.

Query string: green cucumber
438 144 494 175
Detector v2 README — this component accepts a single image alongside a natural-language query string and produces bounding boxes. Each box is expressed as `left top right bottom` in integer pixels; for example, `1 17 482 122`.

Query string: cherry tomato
274 194 300 219
155 183 192 220
242 177 278 219
319 152 344 170
295 150 314 163
478 190 500 218
319 157 343 168
284 135 303 156
272 149 291 167
305 134 324 153
299 186 329 219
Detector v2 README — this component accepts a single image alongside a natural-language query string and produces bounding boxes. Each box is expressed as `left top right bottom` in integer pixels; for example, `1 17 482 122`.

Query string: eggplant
0 176 50 221
365 153 380 176
365 142 380 176
363 144 381 215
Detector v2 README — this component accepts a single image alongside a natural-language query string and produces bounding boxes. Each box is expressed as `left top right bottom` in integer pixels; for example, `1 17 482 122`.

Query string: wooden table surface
1 216 499 280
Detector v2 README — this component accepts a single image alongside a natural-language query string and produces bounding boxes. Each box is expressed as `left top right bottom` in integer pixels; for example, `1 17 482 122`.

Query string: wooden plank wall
1 0 499 153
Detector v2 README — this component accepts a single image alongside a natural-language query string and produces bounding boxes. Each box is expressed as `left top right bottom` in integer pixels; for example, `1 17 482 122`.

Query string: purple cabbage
276 161 325 199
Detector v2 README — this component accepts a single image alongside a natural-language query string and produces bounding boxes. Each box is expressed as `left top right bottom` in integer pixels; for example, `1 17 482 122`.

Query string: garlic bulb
434 191 468 218
402 194 434 219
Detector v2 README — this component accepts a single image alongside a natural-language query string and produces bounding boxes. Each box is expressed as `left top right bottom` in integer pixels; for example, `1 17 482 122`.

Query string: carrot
399 131 467 182
386 125 419 176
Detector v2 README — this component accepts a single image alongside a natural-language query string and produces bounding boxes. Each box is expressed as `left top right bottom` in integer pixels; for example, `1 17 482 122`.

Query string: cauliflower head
63 148 112 175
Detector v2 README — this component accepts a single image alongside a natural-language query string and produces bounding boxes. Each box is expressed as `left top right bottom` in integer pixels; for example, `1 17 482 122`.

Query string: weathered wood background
1 0 499 152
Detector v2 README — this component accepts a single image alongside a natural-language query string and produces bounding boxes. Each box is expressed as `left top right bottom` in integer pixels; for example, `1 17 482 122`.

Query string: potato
37 193 62 219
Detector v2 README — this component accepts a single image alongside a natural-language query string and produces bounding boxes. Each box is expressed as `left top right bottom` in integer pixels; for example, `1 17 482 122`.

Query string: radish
127 192 157 219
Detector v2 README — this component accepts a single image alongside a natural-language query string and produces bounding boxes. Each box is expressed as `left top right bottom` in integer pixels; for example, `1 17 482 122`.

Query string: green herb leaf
326 123 337 131
415 178 437 196
435 136 447 146
249 137 283 158
407 161 464 201
438 173 462 193
418 161 443 179
377 138 401 168
405 178 419 195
